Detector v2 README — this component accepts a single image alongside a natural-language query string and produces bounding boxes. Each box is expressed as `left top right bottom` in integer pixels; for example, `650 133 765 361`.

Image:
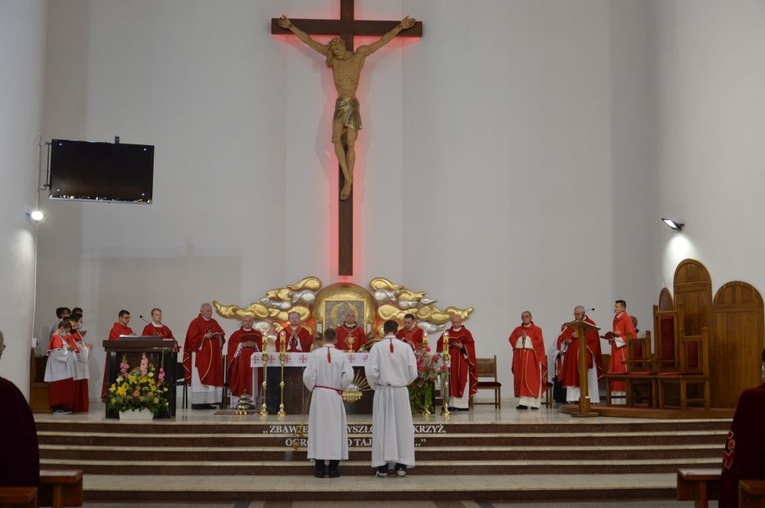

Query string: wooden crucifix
272 0 422 276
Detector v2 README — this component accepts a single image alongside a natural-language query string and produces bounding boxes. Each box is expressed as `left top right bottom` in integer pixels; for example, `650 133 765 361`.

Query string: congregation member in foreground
719 348 765 508
184 302 226 410
557 306 602 405
303 328 353 479
366 320 418 477
509 311 547 410
0 330 40 487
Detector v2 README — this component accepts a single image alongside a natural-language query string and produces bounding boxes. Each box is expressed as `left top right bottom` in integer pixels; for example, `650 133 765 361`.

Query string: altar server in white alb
365 319 418 477
303 328 354 479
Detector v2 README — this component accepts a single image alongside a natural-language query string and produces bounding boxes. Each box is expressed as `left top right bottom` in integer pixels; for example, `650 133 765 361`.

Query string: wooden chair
473 356 501 408
656 326 711 410
603 331 654 406
176 362 188 409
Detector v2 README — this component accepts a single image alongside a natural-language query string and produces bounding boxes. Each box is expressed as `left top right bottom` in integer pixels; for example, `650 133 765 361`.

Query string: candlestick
279 330 286 353
442 330 449 354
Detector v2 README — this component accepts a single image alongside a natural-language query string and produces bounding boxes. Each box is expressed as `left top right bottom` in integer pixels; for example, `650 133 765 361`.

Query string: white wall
33 0 665 399
654 0 765 300
0 1 48 396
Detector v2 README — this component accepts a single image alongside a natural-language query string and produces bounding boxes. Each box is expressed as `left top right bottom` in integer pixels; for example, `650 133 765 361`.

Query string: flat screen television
49 139 154 203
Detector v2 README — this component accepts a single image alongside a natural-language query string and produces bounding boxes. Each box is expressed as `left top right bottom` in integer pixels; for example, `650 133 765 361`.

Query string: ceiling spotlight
661 218 684 231
29 210 44 222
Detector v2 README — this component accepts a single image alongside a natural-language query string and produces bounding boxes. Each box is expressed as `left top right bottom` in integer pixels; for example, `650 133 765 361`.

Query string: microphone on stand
586 308 595 312
139 315 151 324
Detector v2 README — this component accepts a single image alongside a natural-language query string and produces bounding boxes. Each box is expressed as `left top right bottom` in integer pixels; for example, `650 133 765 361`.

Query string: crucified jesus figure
277 15 417 200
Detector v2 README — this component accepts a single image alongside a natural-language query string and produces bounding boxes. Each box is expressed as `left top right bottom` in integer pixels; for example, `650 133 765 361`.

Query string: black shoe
530 406 539 410
516 404 528 410
376 465 388 477
328 468 340 478
394 463 407 477
314 466 326 478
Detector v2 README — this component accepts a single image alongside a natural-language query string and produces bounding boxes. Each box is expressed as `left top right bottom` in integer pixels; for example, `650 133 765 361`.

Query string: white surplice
365 335 418 469
303 344 353 461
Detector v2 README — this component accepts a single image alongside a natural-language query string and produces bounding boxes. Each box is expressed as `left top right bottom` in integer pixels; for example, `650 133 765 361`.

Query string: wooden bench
677 468 720 508
0 486 37 508
38 470 83 508
739 479 765 508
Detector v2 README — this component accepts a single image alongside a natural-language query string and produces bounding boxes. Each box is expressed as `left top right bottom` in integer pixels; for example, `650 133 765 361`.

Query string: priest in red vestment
226 314 262 408
719 348 765 508
436 314 477 411
336 309 367 352
101 309 134 401
509 311 547 410
606 299 637 398
283 311 314 352
0 330 40 487
141 308 174 338
396 313 425 348
558 306 603 404
183 302 226 409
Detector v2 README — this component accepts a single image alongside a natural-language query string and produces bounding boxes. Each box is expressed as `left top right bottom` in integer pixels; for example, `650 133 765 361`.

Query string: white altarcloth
303 344 353 461
365 335 418 469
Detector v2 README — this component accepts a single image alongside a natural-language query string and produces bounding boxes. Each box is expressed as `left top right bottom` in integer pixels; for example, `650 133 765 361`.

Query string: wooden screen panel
713 281 764 408
673 260 714 337
658 288 674 312
673 260 714 405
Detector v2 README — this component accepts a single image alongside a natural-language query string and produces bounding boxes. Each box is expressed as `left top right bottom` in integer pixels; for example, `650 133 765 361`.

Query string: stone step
39 443 722 462
82 473 680 503
42 456 720 476
36 430 727 448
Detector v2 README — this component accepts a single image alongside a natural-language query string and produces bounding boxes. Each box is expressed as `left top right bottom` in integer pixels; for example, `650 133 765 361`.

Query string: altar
252 352 374 414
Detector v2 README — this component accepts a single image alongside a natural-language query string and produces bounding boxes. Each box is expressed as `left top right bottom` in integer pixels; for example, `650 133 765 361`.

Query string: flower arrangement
107 353 169 416
408 343 446 415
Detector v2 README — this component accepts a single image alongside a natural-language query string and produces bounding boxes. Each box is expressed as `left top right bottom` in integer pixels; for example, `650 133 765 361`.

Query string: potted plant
107 353 169 420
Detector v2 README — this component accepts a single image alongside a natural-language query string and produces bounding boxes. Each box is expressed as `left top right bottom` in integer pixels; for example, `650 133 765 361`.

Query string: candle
366 323 372 334
423 331 428 346
316 322 323 334
279 330 286 352
443 330 449 354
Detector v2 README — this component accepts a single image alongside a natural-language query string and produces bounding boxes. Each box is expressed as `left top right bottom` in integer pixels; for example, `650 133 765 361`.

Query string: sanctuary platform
34 401 731 504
